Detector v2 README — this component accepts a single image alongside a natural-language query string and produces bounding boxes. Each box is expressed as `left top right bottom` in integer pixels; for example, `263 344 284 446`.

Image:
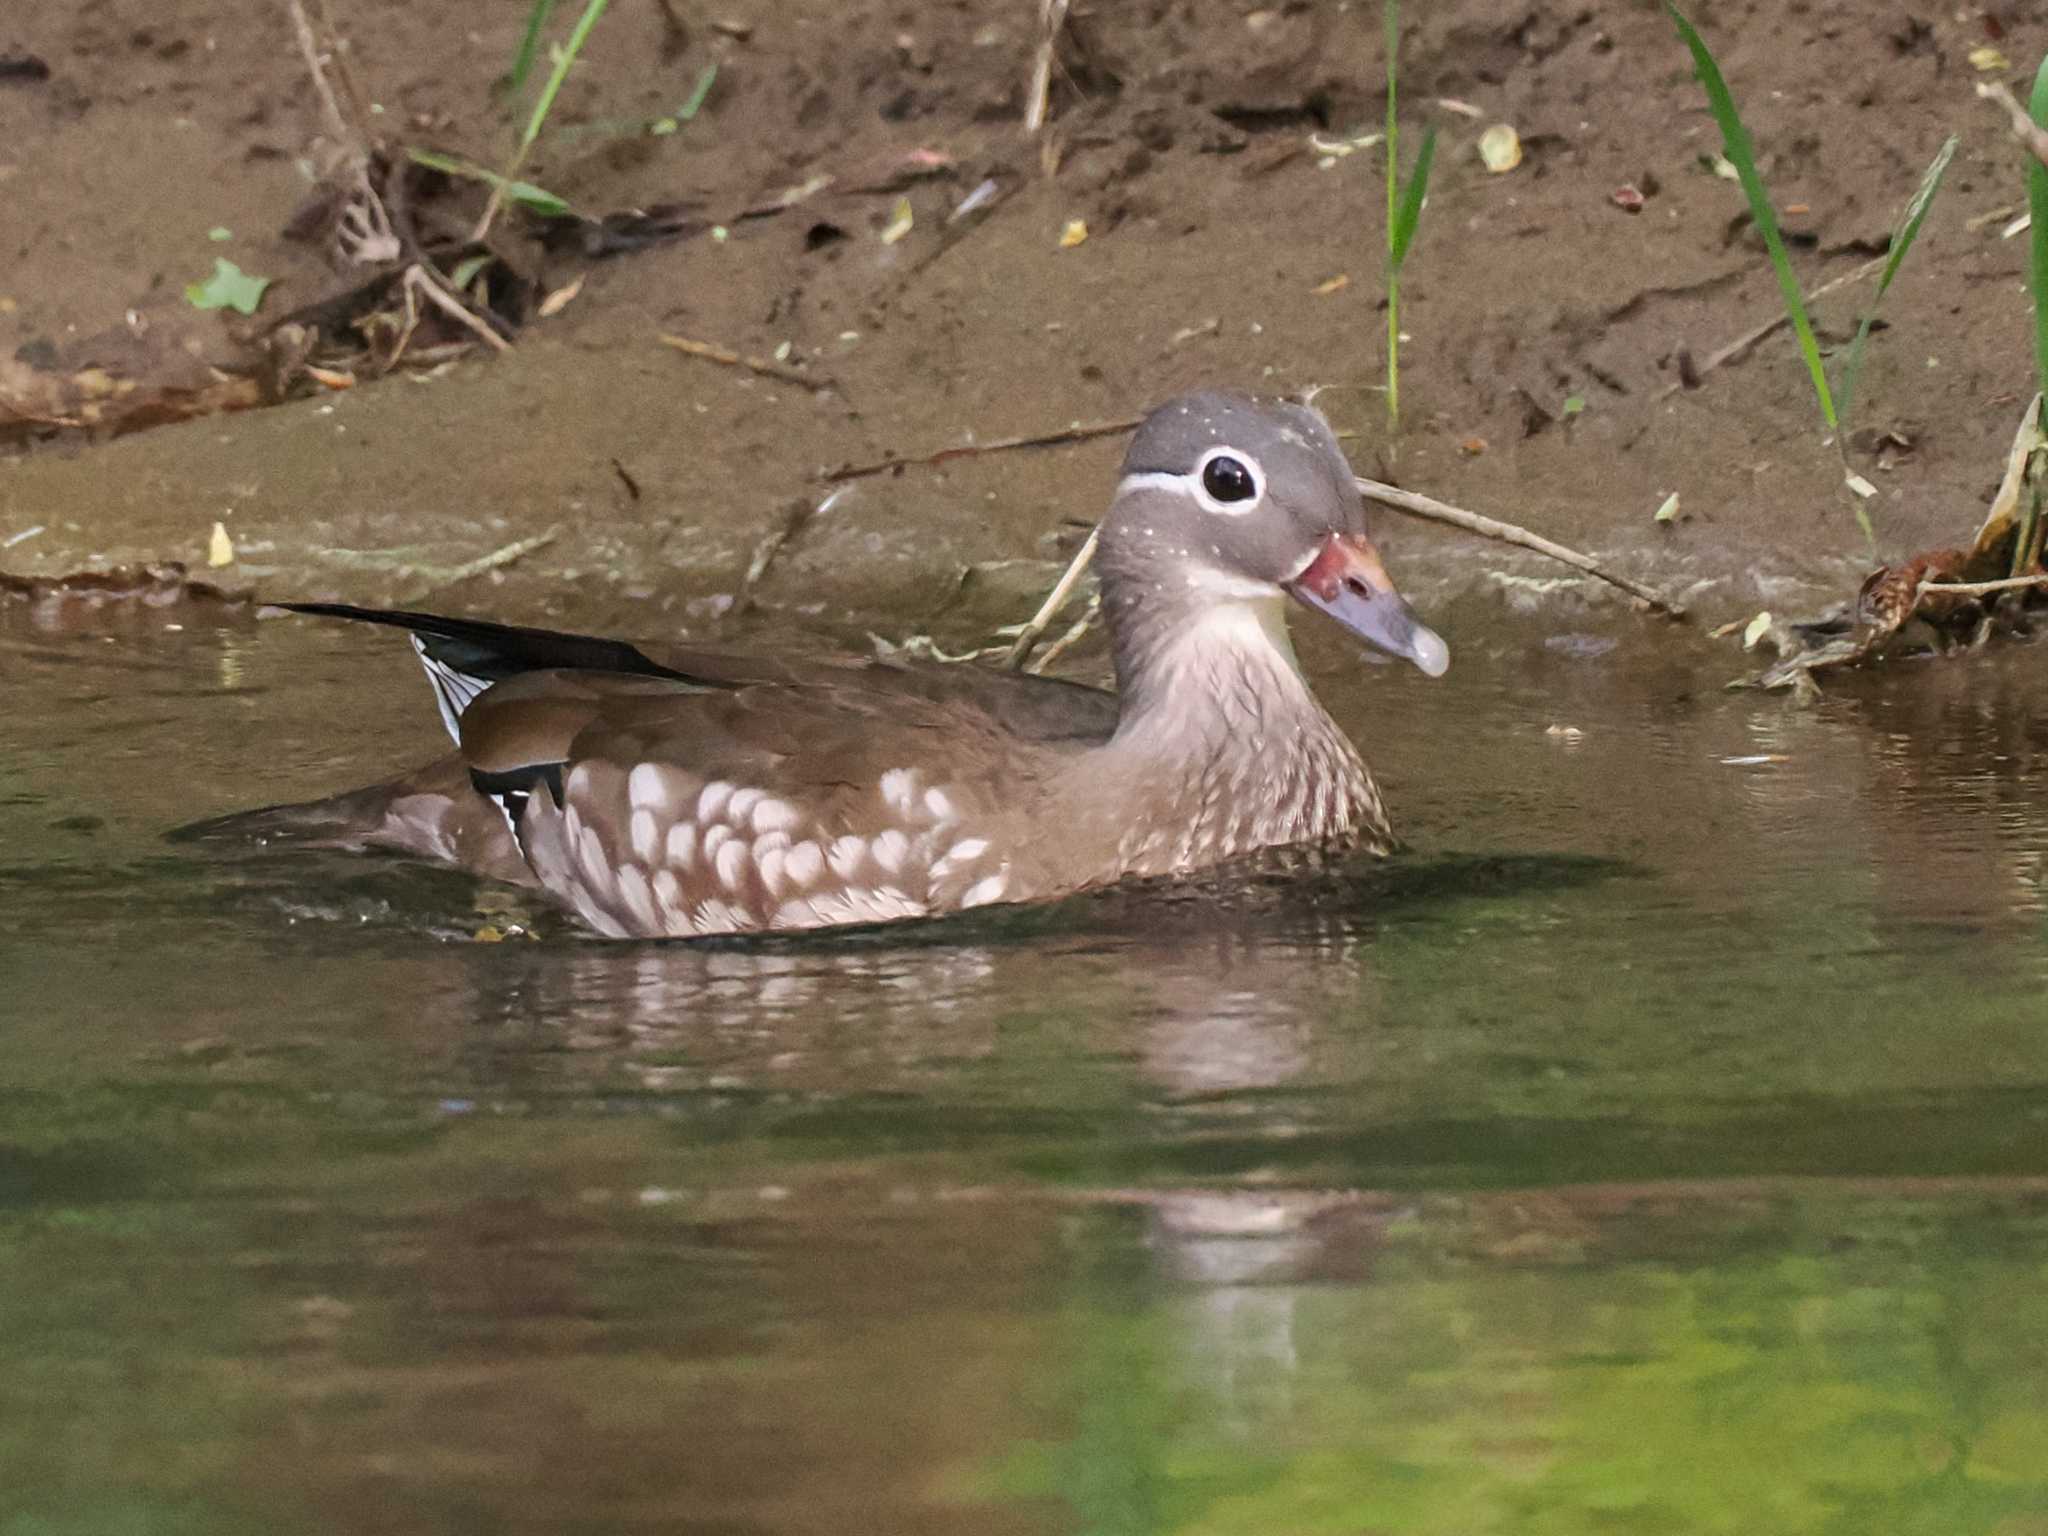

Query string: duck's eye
1201 453 1257 504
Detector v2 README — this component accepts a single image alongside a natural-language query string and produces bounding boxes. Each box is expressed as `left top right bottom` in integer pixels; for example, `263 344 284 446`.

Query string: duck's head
1100 391 1449 678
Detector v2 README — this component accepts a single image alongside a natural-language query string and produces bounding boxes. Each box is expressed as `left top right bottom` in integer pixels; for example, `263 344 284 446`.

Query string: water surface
5 604 2048 1534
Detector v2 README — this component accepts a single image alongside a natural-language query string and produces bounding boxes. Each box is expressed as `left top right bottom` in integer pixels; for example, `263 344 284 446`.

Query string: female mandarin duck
219 391 1449 937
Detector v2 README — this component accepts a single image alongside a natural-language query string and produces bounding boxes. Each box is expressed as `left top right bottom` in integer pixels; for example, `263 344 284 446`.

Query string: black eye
1201 453 1257 504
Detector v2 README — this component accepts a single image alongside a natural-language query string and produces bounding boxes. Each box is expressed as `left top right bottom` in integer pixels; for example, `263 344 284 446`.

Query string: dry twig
659 334 834 392
1919 573 2048 600
1978 81 2048 170
1002 524 1099 668
1024 0 1072 135
1356 476 1688 618
824 414 1143 483
406 266 511 353
1655 255 1886 401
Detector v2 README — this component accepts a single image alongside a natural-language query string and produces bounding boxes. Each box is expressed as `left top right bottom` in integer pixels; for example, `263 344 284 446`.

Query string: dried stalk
1655 255 1886 401
659 334 835 392
1023 0 1072 134
825 415 1142 483
1356 476 1687 618
1002 524 1098 668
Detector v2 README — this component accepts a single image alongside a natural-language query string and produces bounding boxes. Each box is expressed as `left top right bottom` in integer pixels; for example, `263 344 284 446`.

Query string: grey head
1097 390 1449 681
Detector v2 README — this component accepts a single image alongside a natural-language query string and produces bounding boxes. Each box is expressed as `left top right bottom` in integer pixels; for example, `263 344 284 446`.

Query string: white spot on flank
756 843 788 898
961 872 1009 908
615 863 660 933
727 786 764 826
701 823 734 861
879 768 918 814
872 828 910 874
931 836 990 878
751 796 802 835
785 840 824 888
665 821 698 870
629 808 660 864
714 836 749 892
567 763 594 798
652 867 685 924
628 763 671 812
697 780 733 823
827 834 867 882
922 786 956 823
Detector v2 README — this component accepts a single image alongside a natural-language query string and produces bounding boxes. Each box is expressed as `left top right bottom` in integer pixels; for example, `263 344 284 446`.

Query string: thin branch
1655 254 1887 401
286 0 355 150
1025 591 1100 673
406 266 511 353
1356 475 1688 618
414 526 562 596
1003 523 1099 669
659 333 836 392
1978 80 2048 170
1918 573 2048 600
824 414 1143 482
1023 0 1072 134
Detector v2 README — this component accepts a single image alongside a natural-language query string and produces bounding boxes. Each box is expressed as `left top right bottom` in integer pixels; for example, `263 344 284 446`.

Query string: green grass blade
521 0 612 155
677 62 718 121
1389 124 1437 270
1667 3 1835 431
407 148 572 217
1383 0 1400 442
502 0 558 97
2030 56 2048 423
1383 0 1399 263
1836 133 1957 429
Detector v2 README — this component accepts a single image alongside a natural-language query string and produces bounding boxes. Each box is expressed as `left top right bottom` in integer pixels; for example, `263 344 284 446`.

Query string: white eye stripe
1115 448 1267 517
1115 471 1191 498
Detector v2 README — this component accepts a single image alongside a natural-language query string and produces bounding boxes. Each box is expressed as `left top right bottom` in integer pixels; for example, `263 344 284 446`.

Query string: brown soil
0 0 2039 646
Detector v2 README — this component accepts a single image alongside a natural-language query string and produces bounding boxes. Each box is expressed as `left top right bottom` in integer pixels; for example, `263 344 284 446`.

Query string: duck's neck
1088 585 1389 869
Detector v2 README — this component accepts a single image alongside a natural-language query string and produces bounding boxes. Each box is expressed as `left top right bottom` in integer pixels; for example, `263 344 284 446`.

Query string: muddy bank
2 0 2040 645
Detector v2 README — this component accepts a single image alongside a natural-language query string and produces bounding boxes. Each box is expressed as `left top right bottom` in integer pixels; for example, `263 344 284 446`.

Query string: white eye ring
1191 446 1265 515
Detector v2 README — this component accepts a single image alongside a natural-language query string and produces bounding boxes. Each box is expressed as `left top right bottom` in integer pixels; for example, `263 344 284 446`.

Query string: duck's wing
278 601 1118 747
461 667 1084 936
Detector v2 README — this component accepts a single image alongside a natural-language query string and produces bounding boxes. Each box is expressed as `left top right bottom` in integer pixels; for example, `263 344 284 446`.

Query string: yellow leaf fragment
1653 492 1679 523
207 520 234 568
1478 123 1522 174
1313 272 1351 295
1970 46 2010 72
1741 611 1772 649
1058 218 1089 248
881 197 915 244
538 272 586 318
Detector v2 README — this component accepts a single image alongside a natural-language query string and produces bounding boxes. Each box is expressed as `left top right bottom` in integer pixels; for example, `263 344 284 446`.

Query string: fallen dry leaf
207 521 235 568
1058 218 1088 249
537 272 586 318
1313 273 1350 295
1478 123 1522 173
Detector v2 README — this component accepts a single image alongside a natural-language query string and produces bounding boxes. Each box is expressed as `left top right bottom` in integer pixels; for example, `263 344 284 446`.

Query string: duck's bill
1283 532 1450 677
